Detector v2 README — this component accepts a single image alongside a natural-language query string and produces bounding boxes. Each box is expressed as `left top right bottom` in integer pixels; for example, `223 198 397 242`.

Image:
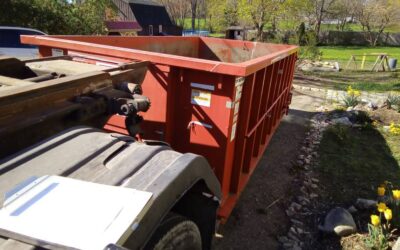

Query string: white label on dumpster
190 83 215 91
191 89 211 107
230 123 237 141
51 48 64 56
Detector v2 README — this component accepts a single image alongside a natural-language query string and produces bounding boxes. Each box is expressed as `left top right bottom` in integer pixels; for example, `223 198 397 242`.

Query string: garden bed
310 108 400 249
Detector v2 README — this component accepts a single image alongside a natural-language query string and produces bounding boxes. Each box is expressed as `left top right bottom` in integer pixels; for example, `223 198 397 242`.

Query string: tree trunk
191 0 197 31
315 0 326 38
271 16 276 33
256 23 264 41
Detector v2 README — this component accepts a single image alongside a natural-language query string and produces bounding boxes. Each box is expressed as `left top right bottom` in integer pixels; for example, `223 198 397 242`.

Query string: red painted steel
22 35 298 222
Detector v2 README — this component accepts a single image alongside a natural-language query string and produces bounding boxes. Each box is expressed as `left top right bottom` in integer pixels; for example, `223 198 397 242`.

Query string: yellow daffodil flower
378 187 385 196
371 214 380 226
389 123 400 135
384 208 392 221
377 203 387 213
393 190 400 200
347 86 355 96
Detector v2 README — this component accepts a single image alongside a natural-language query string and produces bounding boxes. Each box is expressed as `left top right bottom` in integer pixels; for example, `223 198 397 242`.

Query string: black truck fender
122 152 222 250
0 126 221 250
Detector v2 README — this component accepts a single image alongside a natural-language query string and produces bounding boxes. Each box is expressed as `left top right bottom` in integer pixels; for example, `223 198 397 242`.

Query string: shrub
299 30 321 60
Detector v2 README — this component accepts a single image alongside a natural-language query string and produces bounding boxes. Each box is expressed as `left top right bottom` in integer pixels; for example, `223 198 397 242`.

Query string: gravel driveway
213 89 325 250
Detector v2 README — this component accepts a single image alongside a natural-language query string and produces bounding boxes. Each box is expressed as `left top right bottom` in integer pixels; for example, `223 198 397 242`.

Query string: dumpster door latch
187 121 213 130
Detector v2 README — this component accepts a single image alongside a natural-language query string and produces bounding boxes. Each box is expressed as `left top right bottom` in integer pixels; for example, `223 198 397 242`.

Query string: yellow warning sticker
191 89 211 107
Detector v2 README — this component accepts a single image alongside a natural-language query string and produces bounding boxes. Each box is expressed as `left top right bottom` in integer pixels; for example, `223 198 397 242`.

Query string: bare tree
355 0 400 46
158 0 190 27
329 0 358 31
312 0 337 36
190 0 198 30
238 0 274 41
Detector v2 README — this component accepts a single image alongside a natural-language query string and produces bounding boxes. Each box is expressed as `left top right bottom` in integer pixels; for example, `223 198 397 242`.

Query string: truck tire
146 213 202 250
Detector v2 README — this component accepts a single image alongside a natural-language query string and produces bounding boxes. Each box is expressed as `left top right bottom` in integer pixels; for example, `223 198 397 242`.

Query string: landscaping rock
286 207 296 217
291 219 304 227
368 102 378 110
331 117 352 126
290 202 302 211
392 237 400 250
347 205 358 214
298 60 339 72
292 244 302 250
296 160 305 167
319 207 357 237
311 178 319 183
278 236 290 244
355 198 377 210
354 104 364 111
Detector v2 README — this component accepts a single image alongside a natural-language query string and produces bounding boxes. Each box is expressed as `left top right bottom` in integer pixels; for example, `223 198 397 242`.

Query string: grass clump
318 124 400 204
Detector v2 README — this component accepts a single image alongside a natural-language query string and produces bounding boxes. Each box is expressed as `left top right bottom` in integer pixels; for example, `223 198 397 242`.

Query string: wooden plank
371 55 381 71
361 54 366 70
0 101 81 135
26 60 109 75
22 55 72 63
0 236 6 246
110 68 147 85
102 61 149 72
0 71 111 117
0 239 36 250
0 76 35 87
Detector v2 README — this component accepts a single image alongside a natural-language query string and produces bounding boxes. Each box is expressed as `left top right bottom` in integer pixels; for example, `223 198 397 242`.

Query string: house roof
127 0 162 6
105 21 142 32
129 1 172 26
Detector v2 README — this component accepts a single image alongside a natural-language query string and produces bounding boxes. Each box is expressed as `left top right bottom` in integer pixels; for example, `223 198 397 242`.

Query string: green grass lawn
182 18 208 30
297 46 400 92
208 33 225 38
318 46 400 74
318 120 400 204
319 46 400 63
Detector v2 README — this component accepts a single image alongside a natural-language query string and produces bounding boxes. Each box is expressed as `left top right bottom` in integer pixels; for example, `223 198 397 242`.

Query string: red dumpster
22 35 298 222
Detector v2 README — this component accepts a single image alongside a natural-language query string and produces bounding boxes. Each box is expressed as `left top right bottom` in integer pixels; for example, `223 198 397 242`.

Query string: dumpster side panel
219 53 297 220
169 70 237 197
140 64 170 141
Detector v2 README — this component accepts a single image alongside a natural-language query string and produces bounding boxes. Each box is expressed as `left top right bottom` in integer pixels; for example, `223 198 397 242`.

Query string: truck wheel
146 213 202 250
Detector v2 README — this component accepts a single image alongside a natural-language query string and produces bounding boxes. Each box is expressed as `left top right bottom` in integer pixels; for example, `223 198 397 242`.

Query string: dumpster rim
21 35 299 77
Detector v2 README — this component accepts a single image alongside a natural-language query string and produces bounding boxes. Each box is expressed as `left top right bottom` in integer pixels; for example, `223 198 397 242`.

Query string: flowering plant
366 204 393 250
347 86 361 97
343 86 361 107
389 123 400 136
366 182 399 249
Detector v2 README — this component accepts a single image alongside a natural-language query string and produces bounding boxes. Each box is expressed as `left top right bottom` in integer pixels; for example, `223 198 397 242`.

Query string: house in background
105 21 142 35
110 0 182 36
